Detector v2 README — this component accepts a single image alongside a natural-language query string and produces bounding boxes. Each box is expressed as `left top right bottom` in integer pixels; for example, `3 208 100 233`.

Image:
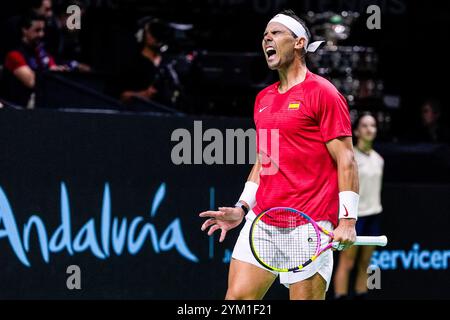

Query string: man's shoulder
5 49 25 59
4 50 27 72
255 82 278 100
304 71 340 95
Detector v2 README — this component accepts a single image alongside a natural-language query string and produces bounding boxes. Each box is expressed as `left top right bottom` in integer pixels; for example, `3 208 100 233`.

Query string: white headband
268 14 324 53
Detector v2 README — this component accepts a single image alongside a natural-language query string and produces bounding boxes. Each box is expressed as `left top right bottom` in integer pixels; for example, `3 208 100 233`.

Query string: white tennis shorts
231 210 334 291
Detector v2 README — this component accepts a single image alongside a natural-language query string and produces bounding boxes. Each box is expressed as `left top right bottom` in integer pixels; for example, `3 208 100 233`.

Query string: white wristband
338 191 359 220
238 181 258 209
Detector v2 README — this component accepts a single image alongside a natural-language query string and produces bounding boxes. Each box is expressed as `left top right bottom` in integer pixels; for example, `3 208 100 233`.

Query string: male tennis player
199 9 359 300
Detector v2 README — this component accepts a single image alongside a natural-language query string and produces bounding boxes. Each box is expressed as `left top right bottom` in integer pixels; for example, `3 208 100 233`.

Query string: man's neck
277 59 307 93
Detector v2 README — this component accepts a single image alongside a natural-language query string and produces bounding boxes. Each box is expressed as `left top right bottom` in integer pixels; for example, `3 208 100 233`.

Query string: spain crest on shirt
288 102 300 110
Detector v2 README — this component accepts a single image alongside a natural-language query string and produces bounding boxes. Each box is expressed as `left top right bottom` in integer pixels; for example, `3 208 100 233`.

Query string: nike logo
343 205 349 217
293 269 304 273
259 106 269 113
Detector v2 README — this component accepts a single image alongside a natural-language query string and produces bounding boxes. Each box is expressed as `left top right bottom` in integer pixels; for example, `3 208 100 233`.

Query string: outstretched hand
199 207 245 242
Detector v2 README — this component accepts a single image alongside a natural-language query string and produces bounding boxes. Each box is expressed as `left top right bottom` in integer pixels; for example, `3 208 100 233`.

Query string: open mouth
265 47 277 59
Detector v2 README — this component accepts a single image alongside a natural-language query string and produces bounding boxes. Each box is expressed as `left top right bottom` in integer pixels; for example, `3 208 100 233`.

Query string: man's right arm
5 51 35 89
237 156 261 213
13 66 35 88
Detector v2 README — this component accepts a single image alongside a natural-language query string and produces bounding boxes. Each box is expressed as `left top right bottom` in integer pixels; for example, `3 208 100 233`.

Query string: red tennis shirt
253 69 352 227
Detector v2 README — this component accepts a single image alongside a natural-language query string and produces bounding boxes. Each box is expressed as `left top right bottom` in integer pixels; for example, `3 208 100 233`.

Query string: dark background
0 108 449 299
1 0 450 137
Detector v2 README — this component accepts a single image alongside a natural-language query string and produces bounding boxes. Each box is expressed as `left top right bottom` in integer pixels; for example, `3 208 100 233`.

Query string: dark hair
146 20 170 43
28 0 45 10
20 11 46 29
352 111 377 144
278 9 311 61
137 16 170 44
353 111 377 131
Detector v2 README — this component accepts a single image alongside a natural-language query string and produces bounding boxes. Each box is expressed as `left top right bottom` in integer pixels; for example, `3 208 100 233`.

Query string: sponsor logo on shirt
259 106 269 113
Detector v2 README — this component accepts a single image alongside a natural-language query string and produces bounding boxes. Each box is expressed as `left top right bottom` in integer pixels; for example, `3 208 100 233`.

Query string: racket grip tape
354 235 388 247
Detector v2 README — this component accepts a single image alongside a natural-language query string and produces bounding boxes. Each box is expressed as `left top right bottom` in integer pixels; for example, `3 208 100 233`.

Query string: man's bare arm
326 136 359 248
13 65 35 88
239 156 261 209
326 137 359 193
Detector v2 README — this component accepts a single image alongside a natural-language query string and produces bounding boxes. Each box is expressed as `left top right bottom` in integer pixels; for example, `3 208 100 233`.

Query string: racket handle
354 235 388 247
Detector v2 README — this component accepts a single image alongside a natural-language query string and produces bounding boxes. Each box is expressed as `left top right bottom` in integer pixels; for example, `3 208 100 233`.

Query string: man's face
36 0 53 19
23 20 45 47
262 22 304 70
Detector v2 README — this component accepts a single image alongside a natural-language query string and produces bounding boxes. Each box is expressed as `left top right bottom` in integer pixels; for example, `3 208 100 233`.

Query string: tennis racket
249 207 388 272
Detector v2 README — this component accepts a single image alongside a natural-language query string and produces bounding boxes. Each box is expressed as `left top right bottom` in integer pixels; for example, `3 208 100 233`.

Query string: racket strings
252 210 319 270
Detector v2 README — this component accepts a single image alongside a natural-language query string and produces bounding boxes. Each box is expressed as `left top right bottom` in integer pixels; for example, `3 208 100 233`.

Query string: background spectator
1 12 67 107
1 0 54 61
414 99 449 143
46 0 91 72
118 17 186 109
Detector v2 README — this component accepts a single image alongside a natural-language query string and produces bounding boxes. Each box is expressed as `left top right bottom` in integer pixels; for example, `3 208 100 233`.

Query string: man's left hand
333 218 357 251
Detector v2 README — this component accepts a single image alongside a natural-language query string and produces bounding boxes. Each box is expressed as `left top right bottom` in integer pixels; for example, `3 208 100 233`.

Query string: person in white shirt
333 113 384 300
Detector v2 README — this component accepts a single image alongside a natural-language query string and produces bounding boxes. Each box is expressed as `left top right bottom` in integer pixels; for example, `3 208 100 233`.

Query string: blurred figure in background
46 0 91 72
1 0 54 61
1 12 67 107
416 99 449 143
32 0 53 19
119 17 165 104
119 17 186 109
334 113 384 300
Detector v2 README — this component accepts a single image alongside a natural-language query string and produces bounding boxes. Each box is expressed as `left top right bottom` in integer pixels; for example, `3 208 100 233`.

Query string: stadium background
0 0 449 299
